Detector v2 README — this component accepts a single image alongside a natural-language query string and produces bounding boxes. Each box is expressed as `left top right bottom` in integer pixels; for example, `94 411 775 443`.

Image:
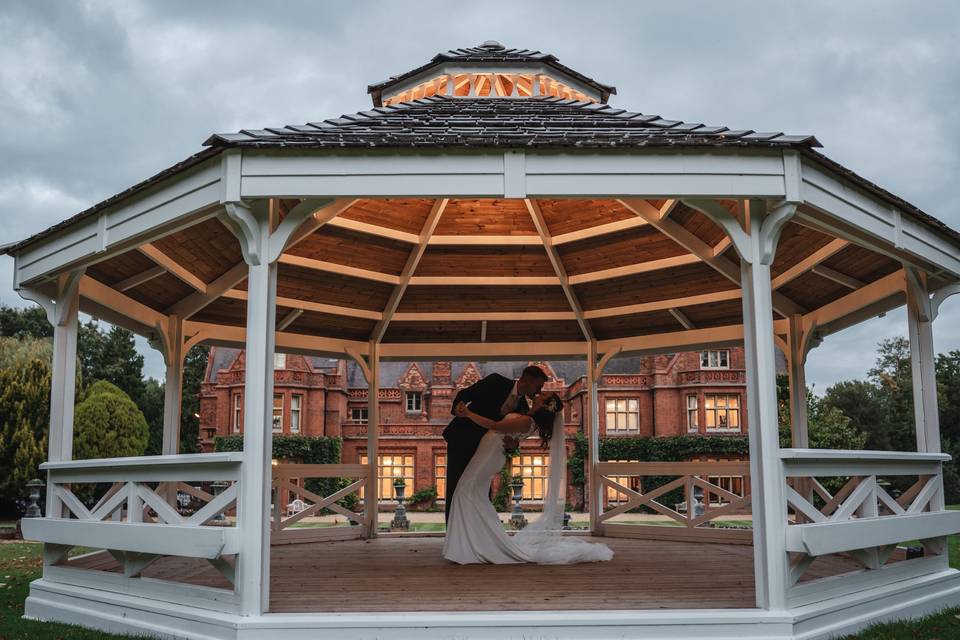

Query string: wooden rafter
114 266 166 292
276 309 304 331
223 289 382 321
669 308 696 330
138 244 207 293
525 198 594 340
567 254 701 285
618 198 806 318
371 199 449 343
166 262 247 319
551 217 649 245
811 265 865 290
770 238 849 290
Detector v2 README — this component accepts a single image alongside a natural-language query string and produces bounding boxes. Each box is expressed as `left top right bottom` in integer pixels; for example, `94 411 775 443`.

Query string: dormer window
700 350 729 369
370 41 615 108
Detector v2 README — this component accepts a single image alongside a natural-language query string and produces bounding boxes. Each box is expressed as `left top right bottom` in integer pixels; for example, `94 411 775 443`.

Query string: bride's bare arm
454 401 532 435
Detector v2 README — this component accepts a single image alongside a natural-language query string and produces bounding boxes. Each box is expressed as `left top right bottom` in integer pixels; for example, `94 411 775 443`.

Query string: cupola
367 41 617 107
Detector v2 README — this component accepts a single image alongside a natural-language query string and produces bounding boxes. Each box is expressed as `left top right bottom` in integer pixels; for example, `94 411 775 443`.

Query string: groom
442 365 549 521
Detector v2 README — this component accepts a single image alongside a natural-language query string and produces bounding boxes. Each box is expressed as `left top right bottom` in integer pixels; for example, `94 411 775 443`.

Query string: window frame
704 393 741 432
405 391 422 414
360 453 415 502
350 406 369 423
510 454 551 501
232 392 242 433
272 393 284 433
686 394 699 433
700 350 730 370
604 397 640 434
290 394 302 433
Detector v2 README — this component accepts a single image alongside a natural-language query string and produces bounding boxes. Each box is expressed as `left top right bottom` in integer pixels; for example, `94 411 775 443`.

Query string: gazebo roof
203 96 821 150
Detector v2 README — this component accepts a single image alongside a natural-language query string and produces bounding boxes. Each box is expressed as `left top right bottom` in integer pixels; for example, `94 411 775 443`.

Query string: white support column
160 315 184 455
786 314 809 448
366 342 380 538
905 268 940 454
735 199 795 611
222 200 277 616
19 270 83 520
586 341 600 533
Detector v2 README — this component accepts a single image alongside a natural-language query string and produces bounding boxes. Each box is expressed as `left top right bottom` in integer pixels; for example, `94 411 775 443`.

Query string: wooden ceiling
82 198 904 345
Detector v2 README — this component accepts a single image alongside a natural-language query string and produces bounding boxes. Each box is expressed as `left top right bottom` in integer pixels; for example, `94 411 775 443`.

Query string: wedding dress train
443 415 614 565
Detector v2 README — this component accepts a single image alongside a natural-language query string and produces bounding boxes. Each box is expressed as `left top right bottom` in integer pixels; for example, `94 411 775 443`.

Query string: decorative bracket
17 269 84 326
267 198 336 264
344 346 372 383
219 201 262 266
682 198 797 266
594 345 622 380
931 283 960 321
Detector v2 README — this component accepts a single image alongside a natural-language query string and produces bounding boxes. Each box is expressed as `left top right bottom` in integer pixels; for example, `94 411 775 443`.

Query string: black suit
442 373 516 521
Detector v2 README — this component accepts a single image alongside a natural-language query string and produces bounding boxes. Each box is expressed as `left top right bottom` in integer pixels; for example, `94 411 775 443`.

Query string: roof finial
480 40 504 50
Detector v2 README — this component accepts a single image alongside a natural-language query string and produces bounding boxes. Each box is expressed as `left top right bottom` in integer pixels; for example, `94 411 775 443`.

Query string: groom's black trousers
443 418 487 522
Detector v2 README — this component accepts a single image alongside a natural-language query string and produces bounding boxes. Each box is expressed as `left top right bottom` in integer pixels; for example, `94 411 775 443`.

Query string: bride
443 392 614 565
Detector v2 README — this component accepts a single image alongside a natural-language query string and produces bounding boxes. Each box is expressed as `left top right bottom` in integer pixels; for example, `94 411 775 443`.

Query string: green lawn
2 532 959 639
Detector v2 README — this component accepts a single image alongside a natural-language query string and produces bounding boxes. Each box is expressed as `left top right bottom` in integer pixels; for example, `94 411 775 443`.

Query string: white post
787 314 809 448
738 200 793 611
161 315 184 455
904 268 947 560
905 268 940 454
20 271 82 520
366 341 380 538
224 200 276 616
587 341 601 533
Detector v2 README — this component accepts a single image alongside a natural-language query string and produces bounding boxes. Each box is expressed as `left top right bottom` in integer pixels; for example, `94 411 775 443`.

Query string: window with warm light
290 395 302 433
434 453 447 498
700 350 730 369
605 460 641 503
232 393 242 433
605 398 639 433
360 454 415 501
405 391 422 413
705 394 740 431
272 394 283 432
511 454 550 501
705 475 744 504
686 395 699 432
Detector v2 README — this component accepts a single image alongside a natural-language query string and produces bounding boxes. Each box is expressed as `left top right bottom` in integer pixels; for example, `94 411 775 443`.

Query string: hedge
214 435 354 509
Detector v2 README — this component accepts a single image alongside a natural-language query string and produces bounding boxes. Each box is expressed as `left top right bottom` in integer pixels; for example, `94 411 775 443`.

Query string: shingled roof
367 41 617 106
203 96 821 150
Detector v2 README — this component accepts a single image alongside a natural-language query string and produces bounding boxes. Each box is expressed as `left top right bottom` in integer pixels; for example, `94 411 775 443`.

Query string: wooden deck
65 535 862 612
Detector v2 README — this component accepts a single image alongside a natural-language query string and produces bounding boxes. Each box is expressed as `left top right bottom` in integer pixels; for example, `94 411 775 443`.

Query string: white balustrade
271 463 371 544
781 448 960 606
596 461 753 544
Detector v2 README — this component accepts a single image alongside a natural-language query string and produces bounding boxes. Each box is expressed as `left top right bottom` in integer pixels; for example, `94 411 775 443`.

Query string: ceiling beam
770 238 849 290
583 289 742 320
371 198 449 343
278 254 401 285
325 217 419 244
550 216 649 246
138 244 207 293
567 254 701 285
166 262 247 319
408 276 559 286
276 308 304 331
223 289 383 321
811 265 865 290
669 308 696 330
526 198 594 341
78 275 167 332
619 198 806 318
429 235 541 245
114 266 166 292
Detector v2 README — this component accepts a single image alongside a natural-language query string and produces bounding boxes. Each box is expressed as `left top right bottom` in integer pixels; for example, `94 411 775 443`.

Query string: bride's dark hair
530 393 563 448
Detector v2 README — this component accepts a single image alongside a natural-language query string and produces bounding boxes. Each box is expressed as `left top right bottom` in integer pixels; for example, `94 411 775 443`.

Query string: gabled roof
367 41 617 106
204 96 821 150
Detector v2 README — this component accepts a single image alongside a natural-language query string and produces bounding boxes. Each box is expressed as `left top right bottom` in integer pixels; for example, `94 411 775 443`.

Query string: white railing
21 453 242 594
782 449 960 606
271 463 371 544
596 461 752 544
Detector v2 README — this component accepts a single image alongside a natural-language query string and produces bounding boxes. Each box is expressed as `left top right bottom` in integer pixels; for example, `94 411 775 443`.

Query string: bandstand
8 41 960 639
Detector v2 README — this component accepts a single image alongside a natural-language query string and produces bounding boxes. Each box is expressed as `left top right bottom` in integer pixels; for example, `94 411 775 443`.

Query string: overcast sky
2 1 959 388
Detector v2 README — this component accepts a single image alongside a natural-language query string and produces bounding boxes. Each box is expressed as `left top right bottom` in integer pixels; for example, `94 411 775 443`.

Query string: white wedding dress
443 413 614 565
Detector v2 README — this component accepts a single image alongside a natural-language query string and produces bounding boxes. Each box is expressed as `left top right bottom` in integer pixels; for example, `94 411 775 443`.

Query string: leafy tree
80 324 146 406
777 375 867 450
936 350 960 445
73 381 149 462
822 380 887 448
0 305 52 339
0 338 56 515
141 378 165 455
179 345 210 454
867 337 916 452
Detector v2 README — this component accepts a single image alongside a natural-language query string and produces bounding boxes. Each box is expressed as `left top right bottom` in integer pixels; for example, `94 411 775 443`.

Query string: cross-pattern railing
271 463 371 544
21 453 242 589
596 461 752 544
781 449 960 607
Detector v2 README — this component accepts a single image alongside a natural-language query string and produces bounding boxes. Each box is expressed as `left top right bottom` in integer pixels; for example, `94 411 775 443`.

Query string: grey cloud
2 0 959 383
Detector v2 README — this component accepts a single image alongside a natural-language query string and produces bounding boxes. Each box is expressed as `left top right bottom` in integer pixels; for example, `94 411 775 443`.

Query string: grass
2 528 960 638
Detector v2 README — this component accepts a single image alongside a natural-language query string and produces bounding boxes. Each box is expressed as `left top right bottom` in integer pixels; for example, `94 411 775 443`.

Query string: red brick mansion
199 347 755 507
